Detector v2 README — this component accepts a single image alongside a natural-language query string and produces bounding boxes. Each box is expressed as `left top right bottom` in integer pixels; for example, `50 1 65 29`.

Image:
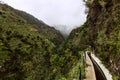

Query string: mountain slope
1 1 120 79
0 3 65 80
13 9 64 45
0 3 87 80
68 0 120 79
0 3 64 45
87 0 120 79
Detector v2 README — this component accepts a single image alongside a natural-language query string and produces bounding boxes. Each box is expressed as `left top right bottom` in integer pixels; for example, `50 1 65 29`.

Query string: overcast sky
3 0 87 35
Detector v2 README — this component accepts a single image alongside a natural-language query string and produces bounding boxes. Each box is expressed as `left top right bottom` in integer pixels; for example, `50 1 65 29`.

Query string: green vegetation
0 3 88 80
1 4 64 46
1 0 120 79
83 0 92 7
56 23 89 79
0 4 56 79
113 75 119 80
85 0 120 79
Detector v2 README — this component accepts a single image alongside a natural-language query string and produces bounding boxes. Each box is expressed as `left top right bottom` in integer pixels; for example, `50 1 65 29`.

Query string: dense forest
0 3 86 80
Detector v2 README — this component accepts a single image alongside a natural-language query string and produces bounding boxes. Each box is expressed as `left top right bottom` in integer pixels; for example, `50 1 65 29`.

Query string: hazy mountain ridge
0 3 64 45
13 9 65 45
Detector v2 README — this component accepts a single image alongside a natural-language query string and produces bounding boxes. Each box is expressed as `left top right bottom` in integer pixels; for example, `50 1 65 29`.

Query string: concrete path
84 53 96 80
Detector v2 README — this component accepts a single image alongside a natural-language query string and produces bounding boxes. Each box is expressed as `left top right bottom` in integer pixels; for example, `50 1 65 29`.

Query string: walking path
84 53 96 80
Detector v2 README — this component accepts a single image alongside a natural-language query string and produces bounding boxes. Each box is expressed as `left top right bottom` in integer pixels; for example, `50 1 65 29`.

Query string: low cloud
3 0 87 35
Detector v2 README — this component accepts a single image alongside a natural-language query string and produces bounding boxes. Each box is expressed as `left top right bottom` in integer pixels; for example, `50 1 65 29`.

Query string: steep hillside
1 0 120 79
55 23 89 79
70 0 120 80
0 3 65 80
67 23 89 51
0 3 87 80
13 10 64 45
87 0 120 79
68 0 120 79
0 3 64 45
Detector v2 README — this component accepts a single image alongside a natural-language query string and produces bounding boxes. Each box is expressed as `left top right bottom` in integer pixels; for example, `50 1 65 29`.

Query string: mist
3 0 87 35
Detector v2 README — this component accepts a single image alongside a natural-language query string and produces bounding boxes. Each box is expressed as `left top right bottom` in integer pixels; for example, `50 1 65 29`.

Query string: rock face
87 0 120 79
68 0 120 79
